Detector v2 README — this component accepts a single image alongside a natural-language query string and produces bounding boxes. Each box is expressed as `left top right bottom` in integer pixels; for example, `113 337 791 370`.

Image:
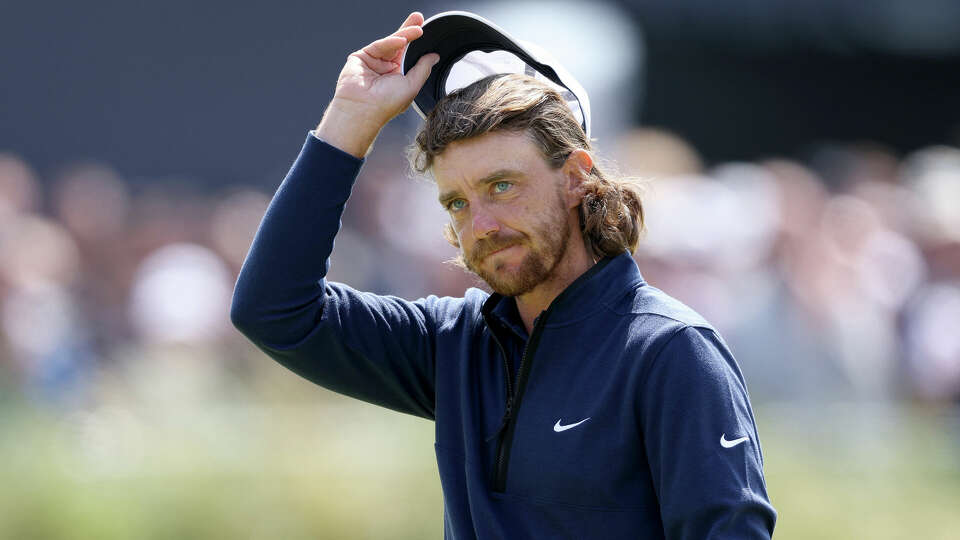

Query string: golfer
231 11 776 539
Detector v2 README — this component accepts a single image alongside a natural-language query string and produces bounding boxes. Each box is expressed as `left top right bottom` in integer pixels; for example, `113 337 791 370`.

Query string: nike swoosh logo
554 417 590 432
720 433 749 448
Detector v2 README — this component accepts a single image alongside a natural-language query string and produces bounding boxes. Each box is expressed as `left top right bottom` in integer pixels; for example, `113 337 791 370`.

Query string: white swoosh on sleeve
720 433 749 448
554 418 590 432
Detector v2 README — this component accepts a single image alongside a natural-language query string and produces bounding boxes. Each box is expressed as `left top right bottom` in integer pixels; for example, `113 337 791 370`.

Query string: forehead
432 131 548 188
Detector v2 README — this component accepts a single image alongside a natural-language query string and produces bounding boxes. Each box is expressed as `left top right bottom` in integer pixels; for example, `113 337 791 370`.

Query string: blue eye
449 199 467 211
493 181 512 193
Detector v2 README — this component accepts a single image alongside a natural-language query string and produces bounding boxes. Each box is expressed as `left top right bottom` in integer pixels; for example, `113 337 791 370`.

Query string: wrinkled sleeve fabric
230 132 456 420
639 325 777 539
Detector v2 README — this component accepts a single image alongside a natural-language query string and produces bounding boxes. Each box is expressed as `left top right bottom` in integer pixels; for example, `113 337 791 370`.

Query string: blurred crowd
616 130 960 405
1 126 959 411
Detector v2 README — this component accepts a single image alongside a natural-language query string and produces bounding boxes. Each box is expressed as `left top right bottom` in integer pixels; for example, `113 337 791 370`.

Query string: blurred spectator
123 242 235 409
612 128 703 178
901 146 960 245
902 283 960 401
2 128 960 410
0 213 92 405
0 153 41 220
49 162 138 369
128 242 232 345
209 189 271 273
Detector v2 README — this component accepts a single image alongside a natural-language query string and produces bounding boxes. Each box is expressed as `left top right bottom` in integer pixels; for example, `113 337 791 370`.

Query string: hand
317 12 440 158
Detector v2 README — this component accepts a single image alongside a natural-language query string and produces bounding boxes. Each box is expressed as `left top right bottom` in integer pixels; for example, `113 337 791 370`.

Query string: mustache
470 233 525 260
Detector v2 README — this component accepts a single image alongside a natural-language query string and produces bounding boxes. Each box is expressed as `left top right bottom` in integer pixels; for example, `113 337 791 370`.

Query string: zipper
483 258 611 491
484 329 513 444
492 312 548 492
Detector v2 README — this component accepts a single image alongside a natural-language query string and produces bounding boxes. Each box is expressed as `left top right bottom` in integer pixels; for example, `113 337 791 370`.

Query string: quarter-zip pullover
231 133 777 539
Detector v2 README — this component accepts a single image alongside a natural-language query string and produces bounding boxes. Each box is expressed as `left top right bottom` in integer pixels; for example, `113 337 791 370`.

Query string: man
231 11 776 539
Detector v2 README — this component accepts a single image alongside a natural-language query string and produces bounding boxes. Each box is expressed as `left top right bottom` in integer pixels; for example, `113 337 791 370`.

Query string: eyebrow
437 169 522 207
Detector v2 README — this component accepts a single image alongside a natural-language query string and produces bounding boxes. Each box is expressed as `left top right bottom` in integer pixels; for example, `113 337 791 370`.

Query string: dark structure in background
630 0 960 164
2 0 959 187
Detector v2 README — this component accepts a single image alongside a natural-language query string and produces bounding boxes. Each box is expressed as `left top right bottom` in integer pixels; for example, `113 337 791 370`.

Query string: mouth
486 244 520 258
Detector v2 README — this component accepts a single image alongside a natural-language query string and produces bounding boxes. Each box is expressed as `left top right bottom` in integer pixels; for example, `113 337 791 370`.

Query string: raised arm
230 13 449 419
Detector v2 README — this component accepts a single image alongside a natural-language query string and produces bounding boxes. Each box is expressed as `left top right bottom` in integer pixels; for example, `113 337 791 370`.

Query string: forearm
314 99 386 158
228 12 443 418
230 132 364 344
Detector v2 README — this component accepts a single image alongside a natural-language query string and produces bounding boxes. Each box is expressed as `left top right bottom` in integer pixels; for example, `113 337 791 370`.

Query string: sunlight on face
433 132 572 296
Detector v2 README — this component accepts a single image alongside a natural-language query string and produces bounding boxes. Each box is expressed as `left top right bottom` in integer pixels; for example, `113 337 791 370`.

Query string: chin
487 262 551 297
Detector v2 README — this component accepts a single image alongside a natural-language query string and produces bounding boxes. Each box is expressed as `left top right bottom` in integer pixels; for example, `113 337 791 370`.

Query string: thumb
405 53 440 94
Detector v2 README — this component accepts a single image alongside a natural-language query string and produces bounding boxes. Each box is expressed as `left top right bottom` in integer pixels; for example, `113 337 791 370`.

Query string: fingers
393 24 423 42
357 12 430 73
404 53 440 92
360 12 425 64
353 50 397 75
362 35 407 61
396 11 424 31
362 23 425 65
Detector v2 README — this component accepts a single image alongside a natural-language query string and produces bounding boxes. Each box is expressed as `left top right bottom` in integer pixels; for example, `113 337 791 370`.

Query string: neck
515 233 594 334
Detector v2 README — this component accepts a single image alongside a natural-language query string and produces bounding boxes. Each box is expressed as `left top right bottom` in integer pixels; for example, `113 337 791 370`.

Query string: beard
460 194 571 297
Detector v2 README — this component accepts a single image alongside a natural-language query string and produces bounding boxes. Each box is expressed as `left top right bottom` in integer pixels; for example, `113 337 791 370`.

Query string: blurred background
2 0 960 538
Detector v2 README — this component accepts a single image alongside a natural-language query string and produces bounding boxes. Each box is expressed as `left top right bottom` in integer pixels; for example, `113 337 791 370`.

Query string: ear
560 149 594 210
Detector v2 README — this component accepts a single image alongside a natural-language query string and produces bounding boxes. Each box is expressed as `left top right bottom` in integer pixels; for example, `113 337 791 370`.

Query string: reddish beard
461 199 571 297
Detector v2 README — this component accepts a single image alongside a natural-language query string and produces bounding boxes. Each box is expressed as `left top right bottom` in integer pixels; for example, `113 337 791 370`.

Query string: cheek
452 216 467 236
510 202 538 226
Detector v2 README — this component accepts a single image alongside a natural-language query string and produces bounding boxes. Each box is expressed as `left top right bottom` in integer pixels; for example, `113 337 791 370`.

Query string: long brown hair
407 73 645 259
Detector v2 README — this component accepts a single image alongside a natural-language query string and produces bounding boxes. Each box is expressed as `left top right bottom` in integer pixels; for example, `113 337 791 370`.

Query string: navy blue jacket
230 133 777 539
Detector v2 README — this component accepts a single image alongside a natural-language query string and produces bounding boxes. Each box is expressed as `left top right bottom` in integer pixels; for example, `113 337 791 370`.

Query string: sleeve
638 325 777 539
230 132 454 420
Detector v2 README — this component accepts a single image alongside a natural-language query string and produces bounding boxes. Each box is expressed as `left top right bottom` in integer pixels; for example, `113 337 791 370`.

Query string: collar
488 294 529 341
481 251 646 329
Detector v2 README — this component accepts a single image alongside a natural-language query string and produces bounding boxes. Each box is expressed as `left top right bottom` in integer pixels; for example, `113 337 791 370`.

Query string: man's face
433 131 574 297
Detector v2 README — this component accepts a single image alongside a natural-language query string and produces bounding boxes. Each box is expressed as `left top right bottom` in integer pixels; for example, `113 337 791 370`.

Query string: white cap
402 10 591 138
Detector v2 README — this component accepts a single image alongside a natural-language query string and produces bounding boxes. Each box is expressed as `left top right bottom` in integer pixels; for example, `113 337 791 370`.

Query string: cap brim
402 11 582 132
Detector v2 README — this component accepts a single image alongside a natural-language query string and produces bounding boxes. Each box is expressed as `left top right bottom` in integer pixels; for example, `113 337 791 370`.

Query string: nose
471 205 500 239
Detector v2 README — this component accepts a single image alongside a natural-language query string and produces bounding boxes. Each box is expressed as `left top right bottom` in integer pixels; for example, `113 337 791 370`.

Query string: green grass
1 396 957 539
759 404 960 539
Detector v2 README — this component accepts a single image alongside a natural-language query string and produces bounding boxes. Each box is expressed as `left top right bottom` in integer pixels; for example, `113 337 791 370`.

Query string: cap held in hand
401 10 591 138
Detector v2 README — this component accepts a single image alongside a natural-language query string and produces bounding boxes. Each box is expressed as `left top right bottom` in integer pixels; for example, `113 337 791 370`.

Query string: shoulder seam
605 284 712 329
619 309 714 330
600 282 646 315
637 324 693 390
